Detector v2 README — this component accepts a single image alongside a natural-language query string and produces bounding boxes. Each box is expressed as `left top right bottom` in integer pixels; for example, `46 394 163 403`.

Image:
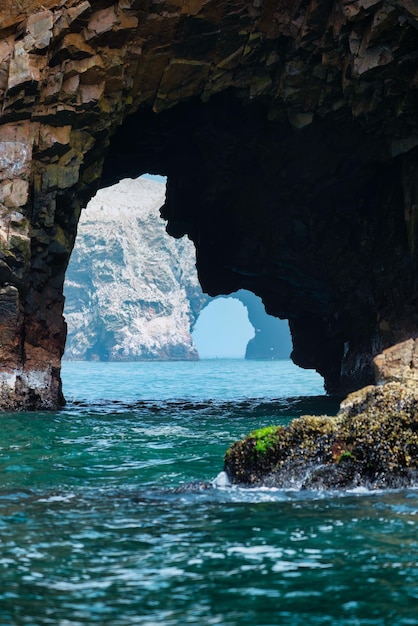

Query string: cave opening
192 297 255 359
0 0 415 414
63 174 293 364
97 89 412 394
191 292 293 360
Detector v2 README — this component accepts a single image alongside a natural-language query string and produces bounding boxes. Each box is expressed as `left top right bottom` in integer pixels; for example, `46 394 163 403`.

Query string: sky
192 297 255 358
142 174 167 183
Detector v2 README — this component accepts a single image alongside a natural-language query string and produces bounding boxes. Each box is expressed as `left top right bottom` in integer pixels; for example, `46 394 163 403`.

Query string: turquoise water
0 360 418 625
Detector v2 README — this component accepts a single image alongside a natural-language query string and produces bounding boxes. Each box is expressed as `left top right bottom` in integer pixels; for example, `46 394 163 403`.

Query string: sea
0 359 418 625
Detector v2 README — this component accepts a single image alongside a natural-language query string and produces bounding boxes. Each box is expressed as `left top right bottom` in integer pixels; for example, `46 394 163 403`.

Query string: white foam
212 471 231 488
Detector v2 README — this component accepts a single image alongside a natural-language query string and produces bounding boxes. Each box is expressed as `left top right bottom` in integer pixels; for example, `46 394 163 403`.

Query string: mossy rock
224 382 418 490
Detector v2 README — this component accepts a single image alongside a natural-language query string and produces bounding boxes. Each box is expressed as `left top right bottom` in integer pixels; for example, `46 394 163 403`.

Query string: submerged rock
224 382 418 490
172 481 213 493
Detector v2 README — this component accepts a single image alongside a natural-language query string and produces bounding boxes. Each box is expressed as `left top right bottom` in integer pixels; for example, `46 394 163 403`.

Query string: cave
101 92 416 394
0 0 417 409
62 174 291 363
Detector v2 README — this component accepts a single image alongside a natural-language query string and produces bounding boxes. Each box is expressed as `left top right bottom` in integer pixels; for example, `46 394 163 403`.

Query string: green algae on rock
224 382 418 490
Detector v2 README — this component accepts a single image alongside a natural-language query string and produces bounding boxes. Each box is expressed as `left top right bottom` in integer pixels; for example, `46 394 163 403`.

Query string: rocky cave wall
0 0 417 408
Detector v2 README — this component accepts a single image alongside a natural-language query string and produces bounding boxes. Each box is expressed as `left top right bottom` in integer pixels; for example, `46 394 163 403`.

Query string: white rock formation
64 177 209 361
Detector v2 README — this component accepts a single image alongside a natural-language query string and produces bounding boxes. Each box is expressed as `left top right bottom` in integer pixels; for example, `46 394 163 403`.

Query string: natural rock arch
103 94 415 393
0 0 417 409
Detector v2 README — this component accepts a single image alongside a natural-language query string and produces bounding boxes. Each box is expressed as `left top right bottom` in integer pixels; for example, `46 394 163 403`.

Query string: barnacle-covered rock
225 382 418 490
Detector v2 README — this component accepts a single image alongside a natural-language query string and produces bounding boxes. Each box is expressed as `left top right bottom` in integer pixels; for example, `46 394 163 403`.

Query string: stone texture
0 0 416 407
373 339 418 384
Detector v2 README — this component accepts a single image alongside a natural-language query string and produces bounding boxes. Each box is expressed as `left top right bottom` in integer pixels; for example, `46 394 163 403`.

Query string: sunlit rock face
0 0 417 407
64 177 208 361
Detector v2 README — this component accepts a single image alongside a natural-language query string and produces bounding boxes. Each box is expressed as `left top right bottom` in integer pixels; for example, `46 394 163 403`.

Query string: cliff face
64 177 207 361
0 0 417 407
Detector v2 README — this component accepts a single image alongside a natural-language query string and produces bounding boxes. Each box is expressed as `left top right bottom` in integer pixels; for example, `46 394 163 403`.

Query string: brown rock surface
0 0 417 408
373 339 418 384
